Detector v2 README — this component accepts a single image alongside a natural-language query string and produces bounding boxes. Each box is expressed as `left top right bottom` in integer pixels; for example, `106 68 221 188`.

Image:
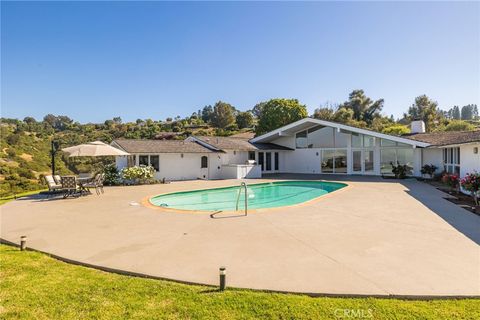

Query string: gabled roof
250 118 431 148
111 139 217 154
188 136 293 151
404 130 480 147
192 136 256 151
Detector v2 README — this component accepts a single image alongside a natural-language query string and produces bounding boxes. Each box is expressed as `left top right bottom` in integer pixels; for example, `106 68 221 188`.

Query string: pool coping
141 179 352 215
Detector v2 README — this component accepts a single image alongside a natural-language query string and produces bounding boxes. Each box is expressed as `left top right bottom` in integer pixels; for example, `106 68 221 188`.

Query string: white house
113 119 479 181
112 135 292 180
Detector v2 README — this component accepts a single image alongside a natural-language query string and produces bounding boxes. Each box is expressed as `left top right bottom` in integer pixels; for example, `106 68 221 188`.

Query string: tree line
3 90 479 142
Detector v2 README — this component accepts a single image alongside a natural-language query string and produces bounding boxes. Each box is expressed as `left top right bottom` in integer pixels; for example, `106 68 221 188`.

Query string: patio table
77 176 93 195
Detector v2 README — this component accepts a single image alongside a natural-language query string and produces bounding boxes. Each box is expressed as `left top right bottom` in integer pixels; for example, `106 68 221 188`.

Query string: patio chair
60 176 78 198
98 173 105 194
83 174 99 195
82 173 105 195
45 175 63 195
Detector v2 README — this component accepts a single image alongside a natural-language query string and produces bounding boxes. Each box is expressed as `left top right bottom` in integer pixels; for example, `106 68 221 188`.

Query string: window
381 139 397 147
380 149 396 174
274 152 279 171
258 152 264 171
352 134 363 147
334 150 347 173
266 152 272 171
139 155 159 171
443 147 460 175
139 155 149 166
127 155 136 167
201 156 208 168
334 130 349 148
150 155 159 171
396 148 414 169
295 130 308 148
248 151 256 161
351 134 375 148
321 149 348 173
307 126 334 148
363 135 375 148
380 148 414 175
364 150 374 172
321 150 335 173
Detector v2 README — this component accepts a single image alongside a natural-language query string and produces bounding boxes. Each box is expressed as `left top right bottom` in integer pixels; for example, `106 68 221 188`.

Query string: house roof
404 130 480 147
111 139 217 154
190 136 293 151
250 118 431 148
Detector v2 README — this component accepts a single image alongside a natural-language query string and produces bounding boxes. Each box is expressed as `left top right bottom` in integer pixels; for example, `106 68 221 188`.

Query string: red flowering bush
442 173 459 192
460 172 480 205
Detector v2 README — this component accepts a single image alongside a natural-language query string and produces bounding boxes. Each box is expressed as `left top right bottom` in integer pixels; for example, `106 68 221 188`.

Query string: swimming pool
149 181 347 212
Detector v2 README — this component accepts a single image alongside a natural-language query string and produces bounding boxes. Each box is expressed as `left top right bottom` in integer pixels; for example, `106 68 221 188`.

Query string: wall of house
460 143 480 177
155 153 206 180
283 148 322 174
224 150 249 165
116 153 212 181
207 153 225 180
270 132 424 176
116 156 128 170
421 148 444 175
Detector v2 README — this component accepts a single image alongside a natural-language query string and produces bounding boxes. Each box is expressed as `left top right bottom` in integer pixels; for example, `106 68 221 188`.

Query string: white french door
352 149 375 174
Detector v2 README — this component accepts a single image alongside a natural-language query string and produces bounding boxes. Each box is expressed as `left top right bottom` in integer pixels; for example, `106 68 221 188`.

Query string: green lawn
0 245 478 319
0 189 47 205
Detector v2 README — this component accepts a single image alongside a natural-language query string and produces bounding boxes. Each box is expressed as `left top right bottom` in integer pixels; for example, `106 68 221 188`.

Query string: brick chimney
410 120 425 134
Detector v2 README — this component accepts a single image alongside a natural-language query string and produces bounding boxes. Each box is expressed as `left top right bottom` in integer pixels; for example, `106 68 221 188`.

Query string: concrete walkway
1 176 479 297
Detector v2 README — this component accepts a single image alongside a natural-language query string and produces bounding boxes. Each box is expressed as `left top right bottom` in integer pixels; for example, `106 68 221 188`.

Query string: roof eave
250 118 430 148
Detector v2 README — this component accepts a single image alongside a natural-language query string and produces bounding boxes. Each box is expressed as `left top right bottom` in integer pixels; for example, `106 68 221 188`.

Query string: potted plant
420 164 438 179
442 173 459 194
460 172 480 213
390 161 411 179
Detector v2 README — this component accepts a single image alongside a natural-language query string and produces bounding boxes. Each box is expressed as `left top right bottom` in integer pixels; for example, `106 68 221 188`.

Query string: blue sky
2 1 479 123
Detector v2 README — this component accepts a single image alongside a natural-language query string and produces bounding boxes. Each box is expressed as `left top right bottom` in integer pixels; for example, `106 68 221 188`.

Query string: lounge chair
45 175 63 195
53 175 62 185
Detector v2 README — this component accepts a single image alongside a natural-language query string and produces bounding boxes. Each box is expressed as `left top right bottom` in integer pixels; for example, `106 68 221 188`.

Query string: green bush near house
0 244 478 319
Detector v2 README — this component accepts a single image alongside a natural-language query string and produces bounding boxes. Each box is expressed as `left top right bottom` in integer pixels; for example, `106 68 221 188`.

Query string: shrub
442 173 459 192
445 120 475 132
460 172 480 205
121 165 155 184
17 167 36 179
103 163 121 186
390 161 411 179
420 164 438 178
382 125 410 136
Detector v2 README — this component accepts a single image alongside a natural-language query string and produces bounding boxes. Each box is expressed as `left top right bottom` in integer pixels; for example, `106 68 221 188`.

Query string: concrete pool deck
1 175 479 297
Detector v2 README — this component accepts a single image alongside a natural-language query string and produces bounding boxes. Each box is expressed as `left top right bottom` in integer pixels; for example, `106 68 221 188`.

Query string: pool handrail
235 182 248 216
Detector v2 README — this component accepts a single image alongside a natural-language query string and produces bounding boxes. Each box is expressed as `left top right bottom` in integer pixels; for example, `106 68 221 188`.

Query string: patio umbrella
61 141 130 157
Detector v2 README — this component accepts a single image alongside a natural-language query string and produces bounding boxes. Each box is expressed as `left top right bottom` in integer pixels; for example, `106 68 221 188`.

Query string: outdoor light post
20 236 27 251
219 266 226 291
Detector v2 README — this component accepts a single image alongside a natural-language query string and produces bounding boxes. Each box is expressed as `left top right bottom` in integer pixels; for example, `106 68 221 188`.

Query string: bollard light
20 236 27 251
219 266 226 291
